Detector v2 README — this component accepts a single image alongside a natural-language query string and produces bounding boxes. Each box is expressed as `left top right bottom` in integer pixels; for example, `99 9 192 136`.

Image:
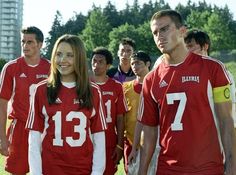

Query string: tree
44 11 64 59
103 1 120 28
63 13 87 35
108 23 139 56
136 21 159 56
0 58 7 72
81 7 112 56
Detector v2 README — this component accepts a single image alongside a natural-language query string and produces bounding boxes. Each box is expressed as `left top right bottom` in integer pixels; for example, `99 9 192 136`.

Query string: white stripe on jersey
27 80 47 129
41 106 49 141
207 80 225 162
0 60 17 93
137 94 144 121
202 56 231 84
91 82 107 130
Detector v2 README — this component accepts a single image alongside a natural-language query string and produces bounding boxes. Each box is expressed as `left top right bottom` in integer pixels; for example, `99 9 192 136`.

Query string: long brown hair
47 34 93 109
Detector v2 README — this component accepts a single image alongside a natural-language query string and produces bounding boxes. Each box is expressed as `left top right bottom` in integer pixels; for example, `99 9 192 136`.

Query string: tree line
1 0 235 69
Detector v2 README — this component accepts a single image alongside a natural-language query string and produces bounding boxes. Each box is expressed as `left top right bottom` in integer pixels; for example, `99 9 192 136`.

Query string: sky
23 0 236 40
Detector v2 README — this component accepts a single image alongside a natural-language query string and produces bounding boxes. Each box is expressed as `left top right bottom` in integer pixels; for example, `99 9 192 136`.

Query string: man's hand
0 137 9 156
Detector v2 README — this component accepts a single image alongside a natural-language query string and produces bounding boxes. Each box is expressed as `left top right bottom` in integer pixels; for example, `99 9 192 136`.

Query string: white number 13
52 111 87 147
166 92 187 131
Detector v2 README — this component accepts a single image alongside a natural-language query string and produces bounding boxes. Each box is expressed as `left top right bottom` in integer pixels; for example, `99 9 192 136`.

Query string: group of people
0 9 235 175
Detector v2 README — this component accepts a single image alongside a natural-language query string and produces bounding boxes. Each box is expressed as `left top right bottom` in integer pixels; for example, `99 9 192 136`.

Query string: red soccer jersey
138 52 231 174
26 81 107 174
96 78 128 148
0 57 50 122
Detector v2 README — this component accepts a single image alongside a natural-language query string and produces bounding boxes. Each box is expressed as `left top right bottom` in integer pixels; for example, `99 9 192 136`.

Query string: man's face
151 16 184 54
186 38 208 56
22 34 42 58
91 54 110 76
117 44 134 66
130 58 148 77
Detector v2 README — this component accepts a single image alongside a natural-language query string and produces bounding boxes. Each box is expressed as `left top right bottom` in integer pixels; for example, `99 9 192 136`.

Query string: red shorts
5 119 29 174
104 146 117 175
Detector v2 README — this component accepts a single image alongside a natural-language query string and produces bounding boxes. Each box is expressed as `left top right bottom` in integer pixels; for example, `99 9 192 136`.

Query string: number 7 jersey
138 52 231 174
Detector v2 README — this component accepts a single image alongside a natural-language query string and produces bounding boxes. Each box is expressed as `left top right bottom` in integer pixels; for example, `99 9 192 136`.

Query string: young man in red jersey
0 26 50 174
91 47 128 175
138 10 236 175
185 28 236 141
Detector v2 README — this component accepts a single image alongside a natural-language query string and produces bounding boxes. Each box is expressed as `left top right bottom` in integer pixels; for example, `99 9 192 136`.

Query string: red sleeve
0 62 14 100
90 83 107 133
137 72 159 126
208 59 231 87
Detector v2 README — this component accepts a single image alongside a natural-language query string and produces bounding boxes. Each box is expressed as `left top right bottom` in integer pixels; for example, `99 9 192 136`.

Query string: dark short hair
91 46 113 65
120 37 136 50
184 29 211 54
21 26 44 43
151 9 184 29
131 50 151 64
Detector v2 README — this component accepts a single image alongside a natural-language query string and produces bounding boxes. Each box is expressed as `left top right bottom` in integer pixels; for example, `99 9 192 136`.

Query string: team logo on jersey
102 91 114 96
182 76 199 83
159 80 168 88
36 74 48 79
74 99 80 104
224 87 230 99
19 73 27 78
55 98 62 104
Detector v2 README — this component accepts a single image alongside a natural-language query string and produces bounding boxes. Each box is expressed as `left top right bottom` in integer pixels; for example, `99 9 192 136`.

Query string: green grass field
0 156 125 174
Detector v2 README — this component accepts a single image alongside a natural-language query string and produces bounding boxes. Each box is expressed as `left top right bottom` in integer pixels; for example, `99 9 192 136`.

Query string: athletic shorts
104 146 117 175
5 119 29 174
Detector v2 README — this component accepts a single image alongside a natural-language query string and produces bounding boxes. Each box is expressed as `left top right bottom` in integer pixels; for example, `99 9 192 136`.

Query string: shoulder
90 81 102 95
1 57 22 74
35 80 47 92
40 58 51 66
108 78 122 87
123 80 134 91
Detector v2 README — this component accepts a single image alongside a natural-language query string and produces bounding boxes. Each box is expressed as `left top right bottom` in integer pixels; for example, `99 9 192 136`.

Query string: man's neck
24 54 41 65
93 75 108 84
164 44 189 65
120 63 130 73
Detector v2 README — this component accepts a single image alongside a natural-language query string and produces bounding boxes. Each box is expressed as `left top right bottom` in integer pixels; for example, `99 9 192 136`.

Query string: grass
0 156 125 175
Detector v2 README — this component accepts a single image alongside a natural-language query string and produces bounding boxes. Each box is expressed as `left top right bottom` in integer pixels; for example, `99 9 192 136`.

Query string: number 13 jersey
26 80 107 174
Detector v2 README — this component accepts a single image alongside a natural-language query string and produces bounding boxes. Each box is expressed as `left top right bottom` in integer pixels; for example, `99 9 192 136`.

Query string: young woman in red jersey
26 34 107 175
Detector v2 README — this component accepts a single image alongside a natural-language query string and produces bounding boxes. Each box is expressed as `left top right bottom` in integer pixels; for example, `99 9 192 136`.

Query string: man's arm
128 121 143 163
0 98 9 156
215 101 236 175
138 124 157 175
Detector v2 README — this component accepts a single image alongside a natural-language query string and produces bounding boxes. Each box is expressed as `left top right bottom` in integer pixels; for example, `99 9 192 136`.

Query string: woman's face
55 42 76 82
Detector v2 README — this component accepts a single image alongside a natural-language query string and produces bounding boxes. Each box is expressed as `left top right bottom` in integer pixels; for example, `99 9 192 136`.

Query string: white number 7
166 92 187 131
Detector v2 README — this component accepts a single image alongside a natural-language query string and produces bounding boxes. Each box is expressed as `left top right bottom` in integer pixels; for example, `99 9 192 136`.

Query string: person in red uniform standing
0 26 50 175
138 10 236 175
91 46 128 175
26 34 107 175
